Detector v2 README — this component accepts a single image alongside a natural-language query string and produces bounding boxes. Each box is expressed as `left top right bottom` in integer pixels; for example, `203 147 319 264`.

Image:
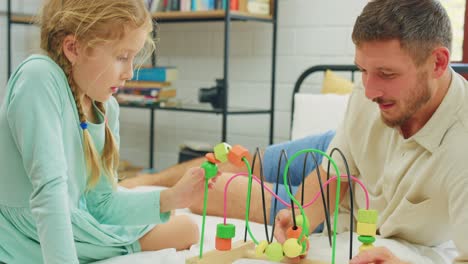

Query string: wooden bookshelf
153 10 272 21
8 10 273 25
10 14 35 24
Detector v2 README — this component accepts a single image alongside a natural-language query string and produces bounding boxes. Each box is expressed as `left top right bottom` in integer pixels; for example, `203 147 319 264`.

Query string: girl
0 0 212 263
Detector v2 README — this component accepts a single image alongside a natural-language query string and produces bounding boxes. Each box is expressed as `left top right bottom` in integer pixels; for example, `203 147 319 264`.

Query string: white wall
1 0 367 169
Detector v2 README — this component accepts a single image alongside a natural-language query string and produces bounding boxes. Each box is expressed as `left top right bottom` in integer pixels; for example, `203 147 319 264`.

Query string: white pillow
291 93 350 140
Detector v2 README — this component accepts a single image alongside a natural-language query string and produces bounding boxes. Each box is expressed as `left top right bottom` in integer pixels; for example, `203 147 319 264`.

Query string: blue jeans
263 130 335 230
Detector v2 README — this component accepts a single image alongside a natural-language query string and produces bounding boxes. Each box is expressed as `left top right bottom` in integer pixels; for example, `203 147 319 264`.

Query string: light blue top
0 55 170 263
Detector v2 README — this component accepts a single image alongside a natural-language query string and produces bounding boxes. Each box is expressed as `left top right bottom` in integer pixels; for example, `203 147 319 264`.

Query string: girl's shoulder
16 54 66 78
5 54 69 109
9 54 68 91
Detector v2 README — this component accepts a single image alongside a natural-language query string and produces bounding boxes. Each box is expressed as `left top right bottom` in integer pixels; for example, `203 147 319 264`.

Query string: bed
97 64 468 264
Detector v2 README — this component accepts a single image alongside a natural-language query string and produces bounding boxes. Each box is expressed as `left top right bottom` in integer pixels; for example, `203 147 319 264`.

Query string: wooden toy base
186 241 329 264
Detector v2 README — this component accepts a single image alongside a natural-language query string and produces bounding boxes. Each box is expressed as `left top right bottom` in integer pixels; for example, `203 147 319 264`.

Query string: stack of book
116 67 177 106
145 0 270 14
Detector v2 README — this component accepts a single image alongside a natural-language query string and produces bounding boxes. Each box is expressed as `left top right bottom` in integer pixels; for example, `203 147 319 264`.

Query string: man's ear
431 46 450 79
62 35 80 65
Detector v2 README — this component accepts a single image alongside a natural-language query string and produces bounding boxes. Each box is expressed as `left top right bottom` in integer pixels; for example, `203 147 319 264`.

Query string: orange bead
215 237 232 251
205 152 220 164
227 145 251 167
286 226 303 239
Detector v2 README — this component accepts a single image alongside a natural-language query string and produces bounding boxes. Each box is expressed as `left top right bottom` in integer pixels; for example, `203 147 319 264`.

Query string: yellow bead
357 222 377 236
255 240 268 257
214 143 231 163
283 238 302 258
357 209 378 224
359 243 374 252
265 242 283 262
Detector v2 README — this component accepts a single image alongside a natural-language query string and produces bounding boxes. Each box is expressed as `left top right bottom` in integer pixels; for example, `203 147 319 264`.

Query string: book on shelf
247 0 269 15
119 87 177 98
133 66 178 82
124 80 171 89
116 87 177 105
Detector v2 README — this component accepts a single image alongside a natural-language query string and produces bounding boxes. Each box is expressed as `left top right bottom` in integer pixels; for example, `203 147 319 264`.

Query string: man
121 0 468 262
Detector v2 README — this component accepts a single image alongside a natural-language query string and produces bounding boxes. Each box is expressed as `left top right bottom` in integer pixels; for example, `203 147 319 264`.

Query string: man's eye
381 72 395 79
117 56 129 61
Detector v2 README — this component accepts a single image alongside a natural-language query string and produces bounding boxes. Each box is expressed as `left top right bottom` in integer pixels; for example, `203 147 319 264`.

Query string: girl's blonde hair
38 0 155 188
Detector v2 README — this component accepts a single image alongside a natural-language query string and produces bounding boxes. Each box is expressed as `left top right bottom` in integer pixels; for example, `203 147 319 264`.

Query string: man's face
355 40 433 128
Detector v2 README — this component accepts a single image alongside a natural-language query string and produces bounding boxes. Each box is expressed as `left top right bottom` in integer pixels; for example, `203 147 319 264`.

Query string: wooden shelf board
8 10 272 24
153 10 272 21
10 14 35 24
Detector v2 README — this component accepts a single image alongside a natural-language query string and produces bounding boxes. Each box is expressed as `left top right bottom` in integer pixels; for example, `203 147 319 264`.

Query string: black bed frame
291 63 468 130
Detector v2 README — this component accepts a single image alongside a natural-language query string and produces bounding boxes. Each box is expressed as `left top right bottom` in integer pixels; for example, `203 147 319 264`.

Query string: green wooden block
216 223 236 239
358 209 378 224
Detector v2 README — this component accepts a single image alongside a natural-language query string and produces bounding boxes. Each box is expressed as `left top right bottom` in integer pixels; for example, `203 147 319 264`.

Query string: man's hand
273 209 306 264
273 209 294 243
350 247 408 264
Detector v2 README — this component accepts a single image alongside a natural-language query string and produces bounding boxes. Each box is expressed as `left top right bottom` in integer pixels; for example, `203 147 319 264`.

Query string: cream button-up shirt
323 69 468 263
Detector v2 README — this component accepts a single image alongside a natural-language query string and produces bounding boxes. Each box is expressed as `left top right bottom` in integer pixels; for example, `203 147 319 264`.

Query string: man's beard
378 71 431 128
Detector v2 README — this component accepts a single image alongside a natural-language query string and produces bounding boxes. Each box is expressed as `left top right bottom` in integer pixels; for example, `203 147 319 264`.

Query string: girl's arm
84 97 171 225
7 58 78 263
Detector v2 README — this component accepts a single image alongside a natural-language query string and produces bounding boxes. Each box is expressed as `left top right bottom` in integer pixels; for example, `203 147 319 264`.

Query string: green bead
265 242 283 262
214 143 231 163
216 223 235 239
201 161 218 179
295 215 310 233
357 209 378 224
358 235 376 244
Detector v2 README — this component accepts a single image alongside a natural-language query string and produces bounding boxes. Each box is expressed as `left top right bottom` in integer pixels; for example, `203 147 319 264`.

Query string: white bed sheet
93 186 455 264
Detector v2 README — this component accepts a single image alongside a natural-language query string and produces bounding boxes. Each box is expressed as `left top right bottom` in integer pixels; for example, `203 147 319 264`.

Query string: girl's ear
62 35 80 65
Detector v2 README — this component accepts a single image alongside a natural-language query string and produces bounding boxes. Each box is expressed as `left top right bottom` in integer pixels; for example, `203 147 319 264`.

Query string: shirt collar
411 68 466 153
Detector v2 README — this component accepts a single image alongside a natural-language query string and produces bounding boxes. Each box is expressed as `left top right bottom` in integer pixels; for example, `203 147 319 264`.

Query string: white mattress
93 186 456 264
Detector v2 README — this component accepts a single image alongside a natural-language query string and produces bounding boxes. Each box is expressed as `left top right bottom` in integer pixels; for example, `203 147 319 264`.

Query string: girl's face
72 27 148 102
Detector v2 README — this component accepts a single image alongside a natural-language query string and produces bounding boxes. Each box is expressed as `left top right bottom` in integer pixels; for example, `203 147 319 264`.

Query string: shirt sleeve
84 97 170 226
6 59 79 263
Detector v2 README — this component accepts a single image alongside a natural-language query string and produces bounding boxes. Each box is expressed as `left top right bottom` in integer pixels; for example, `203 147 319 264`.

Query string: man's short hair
352 0 452 65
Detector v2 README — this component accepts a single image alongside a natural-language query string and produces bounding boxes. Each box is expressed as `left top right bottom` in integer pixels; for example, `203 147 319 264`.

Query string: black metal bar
451 63 468 74
149 109 155 169
7 0 12 78
221 4 231 142
269 0 278 145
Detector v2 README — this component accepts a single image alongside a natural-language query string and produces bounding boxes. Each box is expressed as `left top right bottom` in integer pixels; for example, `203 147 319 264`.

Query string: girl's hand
160 167 220 213
171 167 207 209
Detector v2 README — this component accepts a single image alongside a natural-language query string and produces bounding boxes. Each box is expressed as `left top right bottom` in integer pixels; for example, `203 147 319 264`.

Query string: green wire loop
199 178 209 258
282 149 341 264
